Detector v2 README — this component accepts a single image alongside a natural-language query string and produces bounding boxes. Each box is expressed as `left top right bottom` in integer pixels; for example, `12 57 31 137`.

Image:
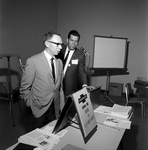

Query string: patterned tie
63 50 70 67
51 57 55 82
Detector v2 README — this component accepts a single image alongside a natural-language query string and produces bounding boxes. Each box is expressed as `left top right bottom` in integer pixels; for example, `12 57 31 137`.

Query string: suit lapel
41 52 53 80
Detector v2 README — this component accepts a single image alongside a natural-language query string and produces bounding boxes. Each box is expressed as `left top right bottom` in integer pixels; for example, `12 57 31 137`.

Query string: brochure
18 128 61 150
103 117 131 129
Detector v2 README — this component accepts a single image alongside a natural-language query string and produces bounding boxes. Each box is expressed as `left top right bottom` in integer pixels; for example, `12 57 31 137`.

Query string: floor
0 92 148 150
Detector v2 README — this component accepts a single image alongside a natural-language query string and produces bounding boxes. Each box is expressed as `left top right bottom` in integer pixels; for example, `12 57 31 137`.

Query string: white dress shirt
63 47 74 76
44 50 56 77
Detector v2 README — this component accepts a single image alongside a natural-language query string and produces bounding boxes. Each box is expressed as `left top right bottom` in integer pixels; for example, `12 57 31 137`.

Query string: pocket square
72 59 78 65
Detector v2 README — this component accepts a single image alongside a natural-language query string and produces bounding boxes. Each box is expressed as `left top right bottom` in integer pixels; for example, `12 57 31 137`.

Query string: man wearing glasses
20 31 65 129
57 30 88 97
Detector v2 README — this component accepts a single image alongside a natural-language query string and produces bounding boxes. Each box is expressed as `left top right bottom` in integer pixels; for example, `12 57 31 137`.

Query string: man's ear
66 38 68 43
45 41 49 47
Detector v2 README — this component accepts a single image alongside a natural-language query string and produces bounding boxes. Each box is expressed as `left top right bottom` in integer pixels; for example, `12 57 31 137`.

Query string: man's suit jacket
57 45 87 97
20 52 65 118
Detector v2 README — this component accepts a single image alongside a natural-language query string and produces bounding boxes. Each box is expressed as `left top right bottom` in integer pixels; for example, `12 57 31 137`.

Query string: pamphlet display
52 87 97 143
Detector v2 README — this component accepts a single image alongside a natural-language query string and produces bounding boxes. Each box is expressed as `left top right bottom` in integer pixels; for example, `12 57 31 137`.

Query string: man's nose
58 45 62 49
72 41 77 45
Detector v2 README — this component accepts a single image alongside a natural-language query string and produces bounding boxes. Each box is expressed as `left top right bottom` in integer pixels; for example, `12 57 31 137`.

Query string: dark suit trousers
31 100 56 129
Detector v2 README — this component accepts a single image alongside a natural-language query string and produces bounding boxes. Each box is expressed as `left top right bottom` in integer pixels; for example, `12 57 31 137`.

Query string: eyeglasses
48 41 63 47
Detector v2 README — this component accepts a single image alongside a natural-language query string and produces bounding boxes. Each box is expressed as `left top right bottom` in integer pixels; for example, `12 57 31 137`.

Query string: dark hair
43 31 60 43
68 30 80 42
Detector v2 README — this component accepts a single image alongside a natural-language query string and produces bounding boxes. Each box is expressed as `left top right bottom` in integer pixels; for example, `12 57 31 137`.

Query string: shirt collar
66 46 75 52
44 50 55 60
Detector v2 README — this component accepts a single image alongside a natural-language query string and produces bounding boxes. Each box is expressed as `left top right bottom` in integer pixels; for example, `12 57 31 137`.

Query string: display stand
52 88 97 143
100 71 115 104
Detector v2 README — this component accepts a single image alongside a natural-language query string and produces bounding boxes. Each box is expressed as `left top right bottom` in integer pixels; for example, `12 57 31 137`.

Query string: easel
101 71 114 104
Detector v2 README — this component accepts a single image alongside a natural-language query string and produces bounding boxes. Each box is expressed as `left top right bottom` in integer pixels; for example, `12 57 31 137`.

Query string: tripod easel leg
100 71 115 104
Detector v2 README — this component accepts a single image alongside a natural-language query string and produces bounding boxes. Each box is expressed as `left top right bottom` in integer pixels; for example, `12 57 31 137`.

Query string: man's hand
83 85 95 92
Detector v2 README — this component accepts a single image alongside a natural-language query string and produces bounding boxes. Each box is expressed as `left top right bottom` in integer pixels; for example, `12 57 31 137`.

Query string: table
6 111 129 150
53 114 125 150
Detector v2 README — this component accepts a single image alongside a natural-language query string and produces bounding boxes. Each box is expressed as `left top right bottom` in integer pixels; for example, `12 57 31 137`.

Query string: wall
57 0 148 90
0 0 148 92
0 0 58 89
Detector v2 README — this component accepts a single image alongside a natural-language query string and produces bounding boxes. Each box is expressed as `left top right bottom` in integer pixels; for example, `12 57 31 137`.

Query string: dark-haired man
57 30 88 97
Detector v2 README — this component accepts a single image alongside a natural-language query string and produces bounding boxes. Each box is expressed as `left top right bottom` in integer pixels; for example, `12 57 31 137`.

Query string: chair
0 80 22 126
125 83 146 121
0 80 15 125
0 54 25 126
0 81 10 103
135 77 147 97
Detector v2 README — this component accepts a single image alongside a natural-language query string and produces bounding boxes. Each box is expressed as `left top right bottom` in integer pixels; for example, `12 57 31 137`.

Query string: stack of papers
94 104 132 119
94 104 132 129
18 127 68 150
94 105 112 115
111 104 132 119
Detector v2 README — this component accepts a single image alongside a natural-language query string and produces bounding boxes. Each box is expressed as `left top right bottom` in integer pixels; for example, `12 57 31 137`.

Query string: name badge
72 59 78 65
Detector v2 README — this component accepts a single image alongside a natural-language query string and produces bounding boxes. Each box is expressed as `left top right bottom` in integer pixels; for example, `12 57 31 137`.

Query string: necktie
51 57 55 82
63 50 70 67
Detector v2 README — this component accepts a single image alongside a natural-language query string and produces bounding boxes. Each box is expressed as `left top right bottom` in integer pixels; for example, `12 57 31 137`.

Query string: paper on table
111 104 132 115
43 125 68 139
110 104 132 119
94 105 111 115
18 128 60 150
103 117 131 129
